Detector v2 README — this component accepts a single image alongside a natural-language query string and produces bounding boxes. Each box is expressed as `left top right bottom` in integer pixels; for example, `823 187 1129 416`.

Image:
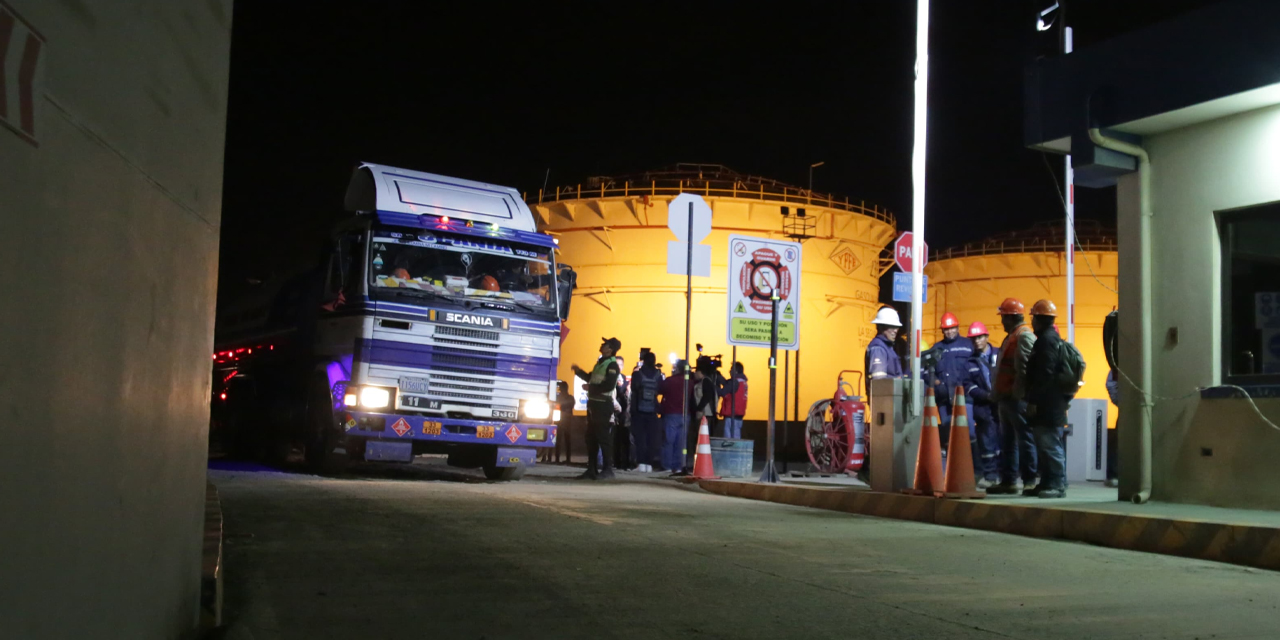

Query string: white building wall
0 1 231 637
1115 103 1280 509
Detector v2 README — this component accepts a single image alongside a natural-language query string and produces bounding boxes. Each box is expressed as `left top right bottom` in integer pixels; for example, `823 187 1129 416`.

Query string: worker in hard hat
963 321 1002 488
571 337 623 480
865 306 906 396
987 298 1039 495
1025 300 1070 498
930 312 974 453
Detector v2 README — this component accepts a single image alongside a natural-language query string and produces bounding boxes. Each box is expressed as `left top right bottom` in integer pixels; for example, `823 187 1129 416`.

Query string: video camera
694 343 723 374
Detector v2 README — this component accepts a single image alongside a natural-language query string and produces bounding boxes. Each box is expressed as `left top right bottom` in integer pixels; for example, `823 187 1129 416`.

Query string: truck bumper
338 410 556 449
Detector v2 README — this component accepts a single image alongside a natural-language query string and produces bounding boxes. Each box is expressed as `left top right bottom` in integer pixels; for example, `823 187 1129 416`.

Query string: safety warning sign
726 234 801 350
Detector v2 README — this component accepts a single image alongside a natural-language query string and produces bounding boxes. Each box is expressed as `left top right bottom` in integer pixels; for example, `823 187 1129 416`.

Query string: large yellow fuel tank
531 164 897 419
923 222 1119 427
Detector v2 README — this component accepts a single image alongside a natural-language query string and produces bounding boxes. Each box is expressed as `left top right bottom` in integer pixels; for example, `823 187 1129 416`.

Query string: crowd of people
866 297 1086 499
556 337 749 480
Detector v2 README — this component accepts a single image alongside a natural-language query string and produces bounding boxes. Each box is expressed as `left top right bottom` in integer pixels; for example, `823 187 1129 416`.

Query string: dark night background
218 0 1220 307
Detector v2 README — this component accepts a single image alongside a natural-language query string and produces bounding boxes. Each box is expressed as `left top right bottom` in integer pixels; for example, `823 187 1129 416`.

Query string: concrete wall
1114 103 1280 509
0 1 231 637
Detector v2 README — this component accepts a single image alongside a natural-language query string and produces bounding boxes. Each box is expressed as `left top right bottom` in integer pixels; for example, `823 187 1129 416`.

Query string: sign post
726 234 800 483
668 193 712 472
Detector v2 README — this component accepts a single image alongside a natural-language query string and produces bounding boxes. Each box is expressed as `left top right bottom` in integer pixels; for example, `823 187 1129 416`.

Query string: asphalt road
211 459 1280 640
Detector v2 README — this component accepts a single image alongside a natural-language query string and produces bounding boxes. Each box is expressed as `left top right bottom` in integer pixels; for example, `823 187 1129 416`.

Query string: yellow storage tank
922 222 1119 427
530 164 897 419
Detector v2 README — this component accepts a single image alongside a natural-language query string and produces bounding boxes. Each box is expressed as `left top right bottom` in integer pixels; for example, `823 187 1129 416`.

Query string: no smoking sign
727 234 801 350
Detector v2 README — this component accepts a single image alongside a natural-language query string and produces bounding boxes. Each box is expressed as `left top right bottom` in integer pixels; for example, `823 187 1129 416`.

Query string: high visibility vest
994 324 1031 395
719 377 748 417
587 356 617 402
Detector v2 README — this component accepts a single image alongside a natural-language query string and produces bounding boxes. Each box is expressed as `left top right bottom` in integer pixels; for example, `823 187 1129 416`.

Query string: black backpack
633 369 661 413
1056 341 1087 396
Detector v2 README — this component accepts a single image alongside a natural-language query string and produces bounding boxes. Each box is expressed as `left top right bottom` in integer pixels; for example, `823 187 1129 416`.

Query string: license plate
492 409 517 420
402 395 440 410
477 426 495 439
399 377 429 394
422 421 442 436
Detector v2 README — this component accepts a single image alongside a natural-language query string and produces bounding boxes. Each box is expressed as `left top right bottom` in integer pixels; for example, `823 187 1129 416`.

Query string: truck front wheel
304 377 349 475
483 464 525 481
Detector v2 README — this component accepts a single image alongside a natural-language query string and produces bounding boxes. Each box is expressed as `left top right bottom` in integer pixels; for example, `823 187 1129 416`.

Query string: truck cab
212 163 572 480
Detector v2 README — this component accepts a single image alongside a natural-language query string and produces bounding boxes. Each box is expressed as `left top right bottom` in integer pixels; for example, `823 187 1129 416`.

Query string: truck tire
304 377 348 475
483 464 525 481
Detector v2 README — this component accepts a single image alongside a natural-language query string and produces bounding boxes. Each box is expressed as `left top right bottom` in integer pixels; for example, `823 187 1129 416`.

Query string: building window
1220 202 1280 384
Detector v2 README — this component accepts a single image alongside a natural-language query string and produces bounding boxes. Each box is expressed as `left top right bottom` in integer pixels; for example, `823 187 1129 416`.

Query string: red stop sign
893 232 928 272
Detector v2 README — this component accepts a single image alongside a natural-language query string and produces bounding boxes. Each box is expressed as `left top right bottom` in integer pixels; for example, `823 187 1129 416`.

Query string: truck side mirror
557 265 577 321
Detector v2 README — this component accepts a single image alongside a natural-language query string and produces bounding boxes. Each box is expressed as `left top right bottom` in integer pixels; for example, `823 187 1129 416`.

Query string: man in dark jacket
1024 300 1070 498
932 312 974 452
963 322 1001 488
571 337 622 480
629 352 664 472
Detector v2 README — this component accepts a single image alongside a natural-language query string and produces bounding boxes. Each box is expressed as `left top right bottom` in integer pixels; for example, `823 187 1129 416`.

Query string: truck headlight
360 386 392 409
522 398 551 420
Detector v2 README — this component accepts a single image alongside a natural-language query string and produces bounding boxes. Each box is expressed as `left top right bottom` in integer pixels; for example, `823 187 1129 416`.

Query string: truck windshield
368 227 556 314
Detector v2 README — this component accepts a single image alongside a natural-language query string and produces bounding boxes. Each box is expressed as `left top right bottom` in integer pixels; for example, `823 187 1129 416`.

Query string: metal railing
525 179 896 227
931 237 1118 261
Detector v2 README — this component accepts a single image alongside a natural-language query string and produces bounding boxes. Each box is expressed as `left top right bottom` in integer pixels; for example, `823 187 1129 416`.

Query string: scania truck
211 163 572 480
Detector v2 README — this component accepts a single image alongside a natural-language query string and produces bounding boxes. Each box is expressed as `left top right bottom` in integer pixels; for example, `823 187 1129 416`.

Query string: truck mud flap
365 440 414 462
496 447 536 468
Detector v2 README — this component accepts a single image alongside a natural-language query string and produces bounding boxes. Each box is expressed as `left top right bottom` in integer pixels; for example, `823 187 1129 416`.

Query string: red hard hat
1030 299 1058 316
997 297 1025 315
940 312 959 329
480 275 501 292
967 321 989 337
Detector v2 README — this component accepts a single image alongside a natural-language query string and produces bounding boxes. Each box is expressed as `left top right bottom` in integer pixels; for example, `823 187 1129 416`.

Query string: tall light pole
1038 2 1074 344
909 0 930 409
808 161 825 191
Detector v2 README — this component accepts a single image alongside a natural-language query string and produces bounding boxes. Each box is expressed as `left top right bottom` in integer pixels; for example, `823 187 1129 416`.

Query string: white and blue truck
211 163 572 480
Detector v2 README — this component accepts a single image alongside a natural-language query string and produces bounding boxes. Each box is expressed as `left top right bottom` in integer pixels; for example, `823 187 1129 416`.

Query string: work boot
1021 484 1041 497
597 468 616 480
577 470 597 480
976 477 995 490
1038 488 1066 499
986 481 1021 495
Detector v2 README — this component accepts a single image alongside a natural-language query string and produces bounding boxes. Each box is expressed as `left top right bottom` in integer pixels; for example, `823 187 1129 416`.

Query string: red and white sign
0 3 45 146
391 417 412 437
737 247 792 313
893 232 928 272
505 425 522 443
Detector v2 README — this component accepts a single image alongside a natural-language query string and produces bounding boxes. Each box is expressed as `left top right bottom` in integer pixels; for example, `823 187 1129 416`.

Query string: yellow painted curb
700 480 1280 572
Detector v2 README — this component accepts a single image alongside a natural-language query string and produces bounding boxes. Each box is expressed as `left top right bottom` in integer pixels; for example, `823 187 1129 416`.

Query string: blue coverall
964 345 1002 482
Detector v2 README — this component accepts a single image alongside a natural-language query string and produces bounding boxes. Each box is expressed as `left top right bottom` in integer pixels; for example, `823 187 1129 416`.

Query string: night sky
218 0 1221 306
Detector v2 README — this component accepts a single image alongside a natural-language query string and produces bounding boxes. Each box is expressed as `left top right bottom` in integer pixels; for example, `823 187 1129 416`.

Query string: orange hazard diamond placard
505 425 522 443
391 417 412 437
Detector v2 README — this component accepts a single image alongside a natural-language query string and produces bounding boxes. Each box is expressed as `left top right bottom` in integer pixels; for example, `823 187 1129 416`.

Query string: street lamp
808 161 825 191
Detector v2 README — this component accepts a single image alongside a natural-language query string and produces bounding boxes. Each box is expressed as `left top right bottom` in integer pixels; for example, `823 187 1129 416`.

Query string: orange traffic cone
938 386 985 499
903 386 945 496
691 417 717 479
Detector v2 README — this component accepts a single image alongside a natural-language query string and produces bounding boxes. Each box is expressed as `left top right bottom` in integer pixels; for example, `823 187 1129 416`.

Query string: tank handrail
930 237 1118 261
527 181 896 227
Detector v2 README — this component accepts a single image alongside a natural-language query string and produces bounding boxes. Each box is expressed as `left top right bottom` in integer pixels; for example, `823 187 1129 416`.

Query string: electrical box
1065 398 1109 483
869 378 921 493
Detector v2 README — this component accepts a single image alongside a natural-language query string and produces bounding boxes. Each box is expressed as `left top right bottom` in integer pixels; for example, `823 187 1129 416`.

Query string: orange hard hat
940 312 960 329
480 275 500 292
997 297 1025 315
1030 299 1058 316
967 321 989 337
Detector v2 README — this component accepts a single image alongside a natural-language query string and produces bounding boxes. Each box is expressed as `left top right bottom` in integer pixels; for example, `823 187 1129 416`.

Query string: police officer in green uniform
571 337 622 480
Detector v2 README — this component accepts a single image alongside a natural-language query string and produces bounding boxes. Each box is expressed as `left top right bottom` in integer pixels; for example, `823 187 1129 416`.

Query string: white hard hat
871 306 902 327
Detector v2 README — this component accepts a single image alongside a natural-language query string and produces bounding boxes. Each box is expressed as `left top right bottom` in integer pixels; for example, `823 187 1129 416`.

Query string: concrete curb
699 480 1280 572
201 482 224 630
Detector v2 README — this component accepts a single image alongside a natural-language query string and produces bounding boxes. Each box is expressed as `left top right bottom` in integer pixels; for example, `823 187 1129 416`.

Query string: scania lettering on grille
428 309 508 329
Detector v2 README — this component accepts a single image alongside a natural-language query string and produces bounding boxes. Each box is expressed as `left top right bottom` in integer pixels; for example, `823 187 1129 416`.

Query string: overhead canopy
344 162 538 233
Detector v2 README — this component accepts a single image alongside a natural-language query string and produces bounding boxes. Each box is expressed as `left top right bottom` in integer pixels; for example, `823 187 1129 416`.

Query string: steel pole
909 0 931 410
682 201 693 471
782 351 790 468
1064 26 1076 344
759 293 780 483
